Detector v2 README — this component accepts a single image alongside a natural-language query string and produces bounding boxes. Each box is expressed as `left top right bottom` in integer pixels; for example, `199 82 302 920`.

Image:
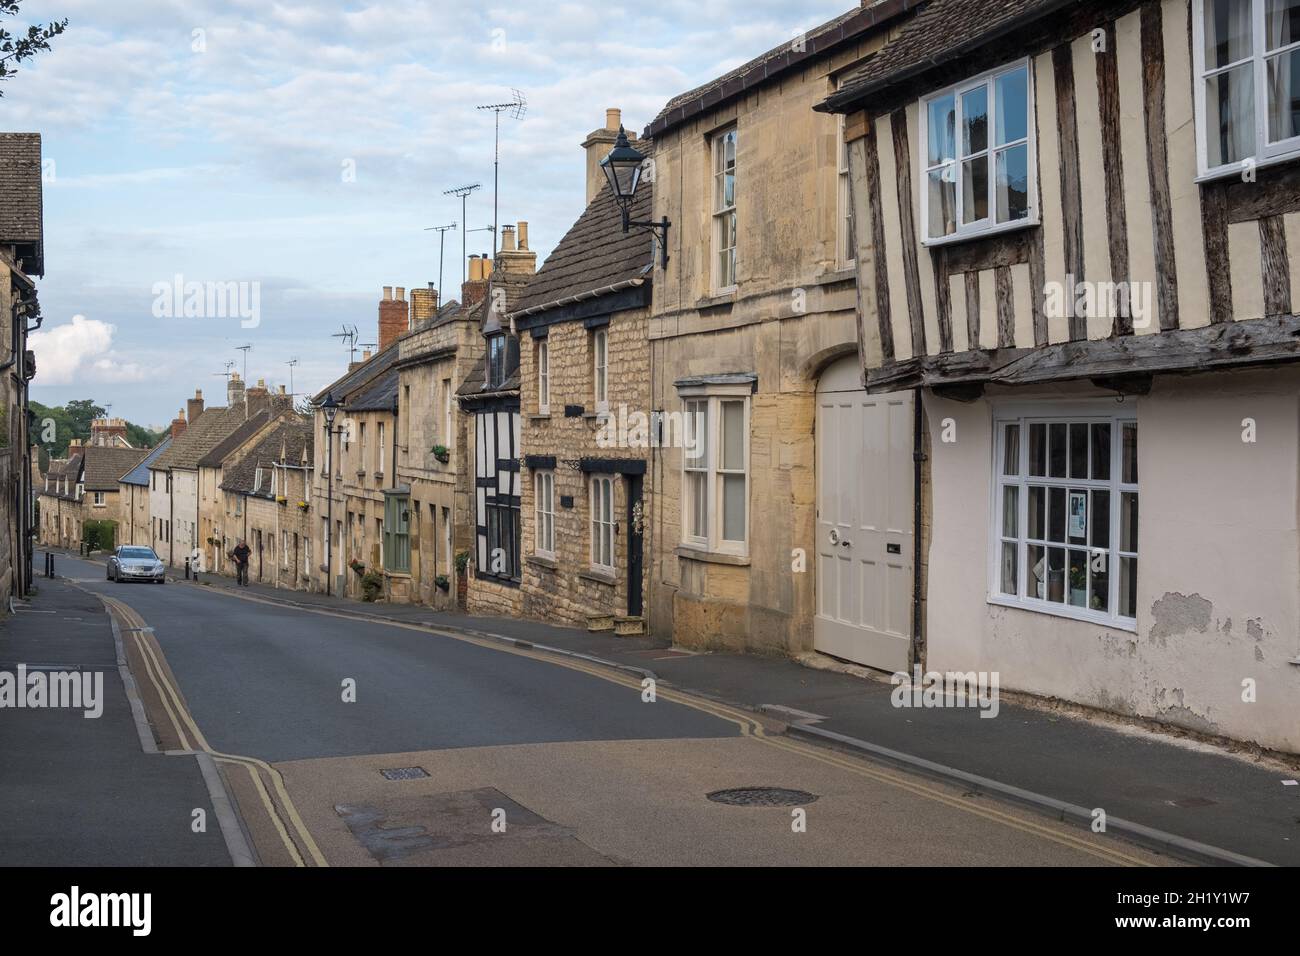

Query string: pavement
156 553 1300 866
0 571 232 866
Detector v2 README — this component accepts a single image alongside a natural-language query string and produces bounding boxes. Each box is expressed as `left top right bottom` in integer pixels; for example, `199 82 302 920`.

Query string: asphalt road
44 551 1176 867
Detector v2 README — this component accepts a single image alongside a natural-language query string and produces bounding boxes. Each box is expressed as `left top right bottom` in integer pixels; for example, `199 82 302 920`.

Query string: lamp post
320 391 340 597
599 126 671 268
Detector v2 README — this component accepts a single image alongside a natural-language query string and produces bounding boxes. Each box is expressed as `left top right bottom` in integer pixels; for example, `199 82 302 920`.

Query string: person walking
230 539 252 587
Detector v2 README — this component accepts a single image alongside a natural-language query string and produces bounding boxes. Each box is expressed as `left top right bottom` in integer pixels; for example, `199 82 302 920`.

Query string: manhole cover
380 767 429 781
707 787 817 807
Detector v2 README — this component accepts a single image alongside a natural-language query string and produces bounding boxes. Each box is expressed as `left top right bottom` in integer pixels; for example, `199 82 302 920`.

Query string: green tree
0 1 68 95
63 398 105 441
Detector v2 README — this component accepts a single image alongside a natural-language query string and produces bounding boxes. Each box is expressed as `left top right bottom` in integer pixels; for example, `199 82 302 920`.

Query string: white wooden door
814 357 913 671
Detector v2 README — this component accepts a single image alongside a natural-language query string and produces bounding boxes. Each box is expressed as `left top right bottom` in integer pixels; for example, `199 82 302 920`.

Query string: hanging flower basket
297 500 310 512
432 444 450 464
349 558 366 575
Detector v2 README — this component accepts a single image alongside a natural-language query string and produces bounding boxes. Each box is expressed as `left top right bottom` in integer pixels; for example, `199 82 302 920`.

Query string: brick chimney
496 221 537 276
410 283 439 325
378 285 409 351
187 389 205 424
246 378 271 418
461 255 491 310
271 383 293 415
227 371 246 408
582 108 637 204
170 409 188 441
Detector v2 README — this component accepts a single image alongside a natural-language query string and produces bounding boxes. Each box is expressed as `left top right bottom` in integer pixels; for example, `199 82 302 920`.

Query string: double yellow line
104 596 327 867
198 584 1156 867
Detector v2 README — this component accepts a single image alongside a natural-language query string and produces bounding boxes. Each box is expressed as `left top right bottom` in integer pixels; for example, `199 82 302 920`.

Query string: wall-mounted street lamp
600 126 671 269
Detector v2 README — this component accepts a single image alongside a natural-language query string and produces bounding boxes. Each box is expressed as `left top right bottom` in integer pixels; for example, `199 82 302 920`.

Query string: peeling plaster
1149 591 1213 646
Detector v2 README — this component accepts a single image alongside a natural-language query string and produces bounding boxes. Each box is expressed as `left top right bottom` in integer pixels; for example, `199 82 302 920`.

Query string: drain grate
380 767 430 781
707 787 818 807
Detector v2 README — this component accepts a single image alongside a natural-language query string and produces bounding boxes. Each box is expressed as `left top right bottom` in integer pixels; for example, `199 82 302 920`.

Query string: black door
626 475 643 617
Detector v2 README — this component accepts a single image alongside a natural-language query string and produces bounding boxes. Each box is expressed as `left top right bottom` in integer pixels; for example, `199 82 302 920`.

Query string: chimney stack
246 378 271 418
187 389 205 424
410 283 438 325
378 284 409 351
227 371 246 408
171 409 188 441
89 417 128 447
496 221 537 276
461 255 490 310
581 107 637 204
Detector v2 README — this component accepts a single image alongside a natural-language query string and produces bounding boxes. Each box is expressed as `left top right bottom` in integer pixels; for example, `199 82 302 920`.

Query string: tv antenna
213 360 235 382
423 222 457 304
444 184 481 285
332 324 358 364
286 358 299 400
476 89 527 258
235 344 252 381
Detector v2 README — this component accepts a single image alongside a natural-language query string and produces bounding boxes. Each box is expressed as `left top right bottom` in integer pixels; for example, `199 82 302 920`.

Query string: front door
626 474 644 617
814 356 913 672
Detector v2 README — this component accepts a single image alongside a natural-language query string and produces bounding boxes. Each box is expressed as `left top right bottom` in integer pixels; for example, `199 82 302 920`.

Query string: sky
3 0 851 428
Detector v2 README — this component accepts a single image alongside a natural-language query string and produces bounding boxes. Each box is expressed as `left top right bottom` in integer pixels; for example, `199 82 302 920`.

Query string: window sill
674 545 750 567
695 290 736 310
579 568 618 586
1195 150 1300 184
530 413 551 421
986 594 1137 633
921 217 1039 249
528 554 558 570
814 266 857 286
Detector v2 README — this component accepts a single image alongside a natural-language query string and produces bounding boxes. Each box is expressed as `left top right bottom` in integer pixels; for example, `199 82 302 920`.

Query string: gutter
508 277 645 321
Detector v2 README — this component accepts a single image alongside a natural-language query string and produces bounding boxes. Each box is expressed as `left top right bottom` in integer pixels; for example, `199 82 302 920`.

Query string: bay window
679 388 749 556
920 60 1035 243
992 409 1138 627
1194 0 1300 176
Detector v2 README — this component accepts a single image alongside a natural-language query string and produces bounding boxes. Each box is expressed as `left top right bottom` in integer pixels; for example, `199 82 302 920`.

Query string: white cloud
29 315 147 385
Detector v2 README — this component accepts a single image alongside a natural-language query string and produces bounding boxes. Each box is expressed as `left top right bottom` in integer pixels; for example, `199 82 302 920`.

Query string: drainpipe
911 387 925 669
168 468 174 567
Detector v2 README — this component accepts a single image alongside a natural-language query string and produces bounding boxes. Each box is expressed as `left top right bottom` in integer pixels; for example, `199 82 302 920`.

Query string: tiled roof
220 419 314 496
196 410 272 468
120 437 173 486
0 133 43 273
347 367 398 412
82 445 150 491
822 0 1061 110
646 1 916 136
312 340 401 404
510 182 653 316
43 453 83 499
151 405 260 471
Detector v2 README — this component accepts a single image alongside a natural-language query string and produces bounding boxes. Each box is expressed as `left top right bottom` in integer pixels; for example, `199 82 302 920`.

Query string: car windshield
119 548 157 560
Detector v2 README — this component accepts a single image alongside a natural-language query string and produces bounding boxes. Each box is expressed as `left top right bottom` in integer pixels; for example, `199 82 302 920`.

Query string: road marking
191 583 1159 866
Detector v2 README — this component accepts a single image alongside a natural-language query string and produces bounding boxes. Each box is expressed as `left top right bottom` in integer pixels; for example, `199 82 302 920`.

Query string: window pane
927 93 955 165
1002 485 1018 537
1267 0 1300 49
1048 423 1067 477
1266 49 1300 142
1047 547 1066 603
1069 423 1088 479
687 402 708 465
1089 549 1109 613
1002 423 1020 475
721 400 745 470
1048 486 1065 542
1000 541 1018 595
1090 422 1111 479
1121 422 1138 483
994 67 1028 144
961 85 988 155
927 167 956 237
1206 0 1253 67
722 474 746 541
1091 489 1110 549
995 144 1029 222
1119 556 1138 617
1028 543 1046 599
1067 489 1087 544
1029 423 1046 475
1067 550 1088 607
961 155 988 223
1120 491 1138 552
688 472 707 537
1205 65 1255 166
1027 485 1045 539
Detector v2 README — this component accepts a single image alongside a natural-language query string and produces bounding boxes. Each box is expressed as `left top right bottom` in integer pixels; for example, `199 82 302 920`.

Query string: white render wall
923 367 1300 754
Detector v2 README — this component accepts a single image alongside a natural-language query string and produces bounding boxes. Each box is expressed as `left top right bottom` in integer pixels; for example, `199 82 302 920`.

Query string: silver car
107 545 166 584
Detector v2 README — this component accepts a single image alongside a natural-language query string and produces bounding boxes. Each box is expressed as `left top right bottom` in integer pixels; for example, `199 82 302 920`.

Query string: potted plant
432 444 450 464
434 574 450 592
1069 562 1088 608
360 570 384 602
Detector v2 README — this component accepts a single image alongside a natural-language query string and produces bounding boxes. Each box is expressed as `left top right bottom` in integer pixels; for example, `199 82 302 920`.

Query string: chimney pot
606 108 621 130
501 225 516 252
517 221 529 250
396 286 406 301
383 286 392 300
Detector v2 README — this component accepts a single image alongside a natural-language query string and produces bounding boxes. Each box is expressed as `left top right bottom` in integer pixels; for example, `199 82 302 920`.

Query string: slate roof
347 367 399 412
196 410 273 468
312 340 401 404
0 133 43 274
43 453 82 500
510 182 653 316
120 436 173 486
151 405 261 471
220 419 314 496
82 445 150 491
646 1 916 137
821 0 1061 111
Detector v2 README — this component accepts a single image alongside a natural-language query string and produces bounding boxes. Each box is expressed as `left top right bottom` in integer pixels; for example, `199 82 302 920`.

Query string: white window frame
837 112 856 267
988 401 1139 631
92 491 105 507
1193 0 1300 179
677 384 750 558
918 58 1038 246
711 126 738 292
537 339 550 415
593 328 609 415
589 474 615 573
534 469 555 558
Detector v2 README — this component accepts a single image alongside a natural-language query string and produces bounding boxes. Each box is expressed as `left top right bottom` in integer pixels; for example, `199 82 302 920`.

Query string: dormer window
487 334 507 388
